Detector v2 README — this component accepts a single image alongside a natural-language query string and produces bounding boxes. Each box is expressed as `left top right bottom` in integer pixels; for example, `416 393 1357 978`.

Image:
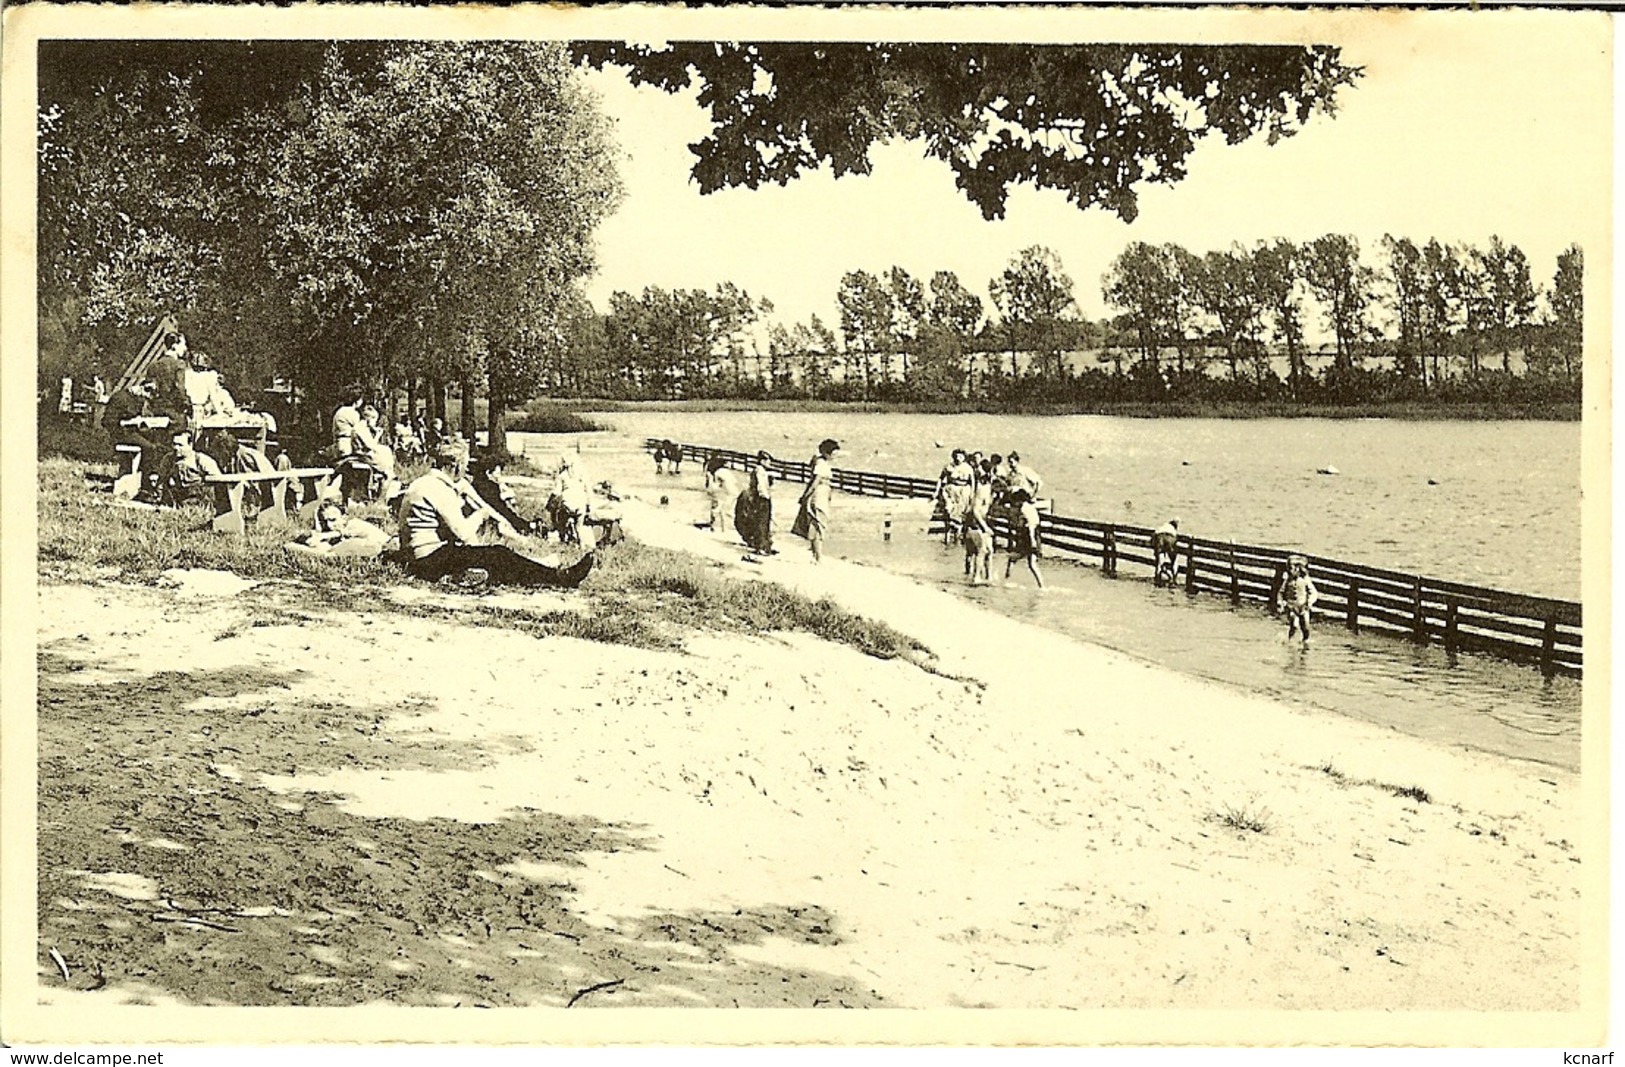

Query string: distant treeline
535 236 1582 410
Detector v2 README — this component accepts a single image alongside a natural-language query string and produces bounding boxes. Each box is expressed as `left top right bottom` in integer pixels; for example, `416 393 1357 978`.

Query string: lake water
512 412 1584 772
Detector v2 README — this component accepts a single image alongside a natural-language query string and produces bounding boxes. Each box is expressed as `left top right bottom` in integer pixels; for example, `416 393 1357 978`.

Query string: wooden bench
203 466 335 534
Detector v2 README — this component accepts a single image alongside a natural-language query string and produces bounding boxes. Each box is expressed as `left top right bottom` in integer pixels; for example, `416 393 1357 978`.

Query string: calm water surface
582 411 1582 600
515 416 1584 773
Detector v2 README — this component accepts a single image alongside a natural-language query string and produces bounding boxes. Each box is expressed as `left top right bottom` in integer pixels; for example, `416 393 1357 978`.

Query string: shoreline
548 397 1582 422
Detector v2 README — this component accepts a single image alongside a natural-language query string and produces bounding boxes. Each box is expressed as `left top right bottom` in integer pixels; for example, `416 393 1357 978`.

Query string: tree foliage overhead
573 42 1360 221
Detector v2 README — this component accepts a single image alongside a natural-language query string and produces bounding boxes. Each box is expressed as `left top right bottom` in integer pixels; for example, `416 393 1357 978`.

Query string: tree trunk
407 377 419 423
486 360 507 457
459 373 477 442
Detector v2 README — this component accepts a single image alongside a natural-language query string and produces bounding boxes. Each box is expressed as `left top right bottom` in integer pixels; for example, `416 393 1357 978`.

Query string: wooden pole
1541 611 1558 678
1445 599 1459 656
1346 577 1360 632
1183 535 1198 595
1412 576 1427 644
1227 540 1240 605
1104 525 1117 578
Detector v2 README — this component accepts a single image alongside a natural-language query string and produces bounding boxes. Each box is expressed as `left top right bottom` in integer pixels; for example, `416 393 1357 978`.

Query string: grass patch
37 456 400 585
37 455 928 665
39 417 114 463
505 402 604 434
1314 761 1431 804
1211 800 1273 835
594 539 929 661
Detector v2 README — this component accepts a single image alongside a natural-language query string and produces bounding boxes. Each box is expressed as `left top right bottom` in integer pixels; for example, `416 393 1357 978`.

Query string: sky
579 11 1610 333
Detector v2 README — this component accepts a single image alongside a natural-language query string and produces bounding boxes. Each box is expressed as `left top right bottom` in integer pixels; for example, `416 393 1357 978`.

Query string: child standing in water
1282 555 1319 644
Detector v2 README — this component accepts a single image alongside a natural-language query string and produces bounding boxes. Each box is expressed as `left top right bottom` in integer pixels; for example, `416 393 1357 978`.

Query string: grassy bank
559 397 1582 421
36 453 923 663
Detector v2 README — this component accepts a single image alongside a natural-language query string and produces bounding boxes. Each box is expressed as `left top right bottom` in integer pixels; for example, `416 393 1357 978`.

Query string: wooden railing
648 439 1583 678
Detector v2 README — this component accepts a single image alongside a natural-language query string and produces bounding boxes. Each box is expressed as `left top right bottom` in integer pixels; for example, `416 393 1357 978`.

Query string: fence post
1412 576 1427 645
1227 540 1239 605
1184 535 1198 595
1541 610 1558 678
1445 599 1459 657
1346 577 1360 632
1104 525 1118 578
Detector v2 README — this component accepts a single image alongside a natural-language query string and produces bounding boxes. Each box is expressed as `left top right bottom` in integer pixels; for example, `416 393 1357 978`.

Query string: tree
1103 241 1177 372
1418 239 1464 386
1192 246 1266 383
990 245 1080 380
1548 245 1583 383
836 270 892 399
37 42 338 394
1380 235 1426 386
1303 234 1375 373
926 270 985 397
575 43 1359 221
1250 239 1307 395
39 41 622 452
886 267 927 386
260 43 622 450
1473 236 1537 375
801 314 839 397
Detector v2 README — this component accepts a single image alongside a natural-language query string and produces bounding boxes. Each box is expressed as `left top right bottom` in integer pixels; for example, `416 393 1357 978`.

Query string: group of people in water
702 439 842 564
933 448 1047 588
935 448 1319 640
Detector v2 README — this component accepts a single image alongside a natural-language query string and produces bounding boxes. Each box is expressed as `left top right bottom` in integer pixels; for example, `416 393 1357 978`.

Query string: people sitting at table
397 444 594 588
185 350 278 435
104 379 177 502
331 385 397 502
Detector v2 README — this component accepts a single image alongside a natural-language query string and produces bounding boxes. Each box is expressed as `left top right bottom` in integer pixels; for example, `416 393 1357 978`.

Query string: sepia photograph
1 2 1612 1049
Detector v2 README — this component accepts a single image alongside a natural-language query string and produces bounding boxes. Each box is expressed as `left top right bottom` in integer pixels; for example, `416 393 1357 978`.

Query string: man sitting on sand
398 445 594 588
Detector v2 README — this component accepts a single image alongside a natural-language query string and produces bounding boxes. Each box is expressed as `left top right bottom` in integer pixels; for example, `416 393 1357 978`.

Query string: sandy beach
32 452 1590 1025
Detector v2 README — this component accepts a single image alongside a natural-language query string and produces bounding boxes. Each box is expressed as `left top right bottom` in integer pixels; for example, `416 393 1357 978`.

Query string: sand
32 469 1588 1022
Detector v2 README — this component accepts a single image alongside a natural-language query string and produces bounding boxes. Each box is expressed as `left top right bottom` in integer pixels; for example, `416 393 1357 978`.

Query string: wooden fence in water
648 439 1583 678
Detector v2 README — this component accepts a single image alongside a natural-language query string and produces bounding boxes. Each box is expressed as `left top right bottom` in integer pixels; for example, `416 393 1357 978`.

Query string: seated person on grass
286 500 390 559
397 445 594 589
469 453 540 535
161 430 224 507
546 457 590 544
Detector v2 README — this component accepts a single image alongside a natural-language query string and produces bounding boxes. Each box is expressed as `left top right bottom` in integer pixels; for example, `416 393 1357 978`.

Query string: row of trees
564 237 1581 405
1102 235 1582 398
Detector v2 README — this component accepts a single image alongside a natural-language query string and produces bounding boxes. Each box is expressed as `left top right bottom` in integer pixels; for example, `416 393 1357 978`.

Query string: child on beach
1282 555 1319 644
